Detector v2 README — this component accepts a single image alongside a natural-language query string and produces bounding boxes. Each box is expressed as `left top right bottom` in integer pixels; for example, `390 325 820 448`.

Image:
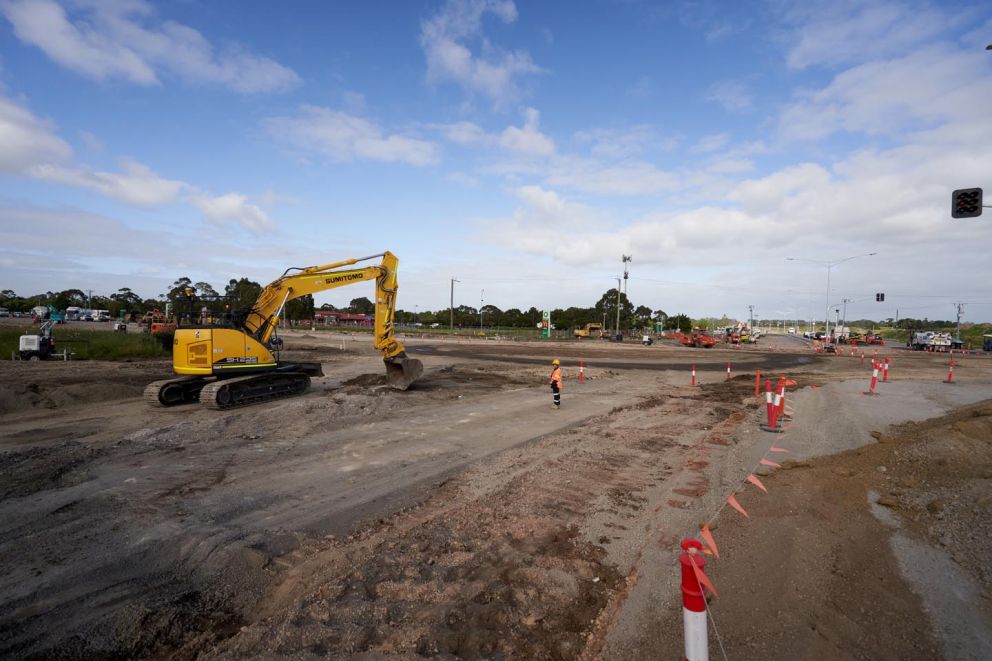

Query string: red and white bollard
578 360 585 384
945 360 954 384
882 357 889 382
760 378 784 432
725 362 732 381
865 365 879 395
860 352 865 366
680 539 709 661
691 364 697 386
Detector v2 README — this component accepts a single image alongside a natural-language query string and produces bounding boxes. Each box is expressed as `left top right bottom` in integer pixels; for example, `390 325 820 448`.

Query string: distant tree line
0 277 315 322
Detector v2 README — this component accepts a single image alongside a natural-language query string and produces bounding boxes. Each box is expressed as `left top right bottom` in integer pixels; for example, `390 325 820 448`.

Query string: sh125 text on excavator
144 251 423 409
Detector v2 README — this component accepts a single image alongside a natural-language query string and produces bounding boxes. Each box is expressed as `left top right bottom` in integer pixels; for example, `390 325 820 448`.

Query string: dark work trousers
551 382 560 407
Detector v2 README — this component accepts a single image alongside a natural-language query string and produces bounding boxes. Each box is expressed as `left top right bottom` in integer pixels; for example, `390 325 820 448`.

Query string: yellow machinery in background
144 252 423 409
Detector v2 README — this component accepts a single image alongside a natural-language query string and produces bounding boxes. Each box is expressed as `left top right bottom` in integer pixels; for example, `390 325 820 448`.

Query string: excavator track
198 372 311 410
144 376 210 407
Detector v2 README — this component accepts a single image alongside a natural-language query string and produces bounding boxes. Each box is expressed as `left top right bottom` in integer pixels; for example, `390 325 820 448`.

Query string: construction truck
145 251 423 409
909 331 962 351
574 322 605 338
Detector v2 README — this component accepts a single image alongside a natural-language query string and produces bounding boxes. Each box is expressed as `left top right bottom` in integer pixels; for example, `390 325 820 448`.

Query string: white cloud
441 120 491 146
420 0 542 106
779 47 992 142
545 157 680 196
779 0 953 70
265 106 439 166
0 91 276 230
572 125 675 160
0 92 72 172
189 192 271 232
0 0 300 92
445 171 480 187
499 107 554 156
706 80 753 112
705 158 754 174
690 133 731 154
28 160 185 207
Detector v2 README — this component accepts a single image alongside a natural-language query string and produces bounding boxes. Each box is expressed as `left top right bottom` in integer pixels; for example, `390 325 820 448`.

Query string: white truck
910 331 959 351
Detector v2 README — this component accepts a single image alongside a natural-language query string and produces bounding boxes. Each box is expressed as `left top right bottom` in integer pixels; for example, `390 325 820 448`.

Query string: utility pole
480 289 484 330
450 278 459 331
615 277 622 337
841 298 852 331
748 305 754 332
955 302 965 342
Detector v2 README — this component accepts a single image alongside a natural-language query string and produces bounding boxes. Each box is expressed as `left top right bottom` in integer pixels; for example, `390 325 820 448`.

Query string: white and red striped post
760 378 784 432
860 352 865 366
882 357 889 382
725 362 731 381
865 365 879 395
945 355 954 384
691 364 696 386
680 539 709 661
578 360 585 384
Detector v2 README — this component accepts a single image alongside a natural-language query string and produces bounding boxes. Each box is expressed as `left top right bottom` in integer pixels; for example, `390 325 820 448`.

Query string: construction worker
549 358 562 410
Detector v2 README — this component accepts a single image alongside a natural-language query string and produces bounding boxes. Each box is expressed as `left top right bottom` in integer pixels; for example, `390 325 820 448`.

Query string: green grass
1 327 170 360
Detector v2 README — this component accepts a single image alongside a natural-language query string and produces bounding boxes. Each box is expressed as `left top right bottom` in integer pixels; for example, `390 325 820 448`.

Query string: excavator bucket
384 356 423 390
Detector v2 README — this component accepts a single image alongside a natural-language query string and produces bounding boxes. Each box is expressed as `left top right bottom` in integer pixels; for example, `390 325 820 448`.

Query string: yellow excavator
144 251 423 409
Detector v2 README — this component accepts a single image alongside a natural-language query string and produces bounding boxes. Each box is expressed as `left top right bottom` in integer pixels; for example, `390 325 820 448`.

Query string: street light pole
480 289 484 330
786 252 877 340
450 277 459 331
615 277 622 337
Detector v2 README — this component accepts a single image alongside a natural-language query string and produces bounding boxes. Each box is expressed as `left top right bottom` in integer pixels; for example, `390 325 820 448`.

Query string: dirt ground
1 331 990 659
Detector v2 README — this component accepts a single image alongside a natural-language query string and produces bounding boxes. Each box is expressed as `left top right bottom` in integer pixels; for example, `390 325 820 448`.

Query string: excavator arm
242 252 406 359
237 251 421 387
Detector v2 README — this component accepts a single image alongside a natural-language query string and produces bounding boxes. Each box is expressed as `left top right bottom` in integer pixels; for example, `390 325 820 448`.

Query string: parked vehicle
909 331 962 351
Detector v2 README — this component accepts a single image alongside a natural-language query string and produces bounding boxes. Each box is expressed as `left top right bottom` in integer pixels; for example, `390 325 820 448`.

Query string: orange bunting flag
759 458 782 468
769 446 789 453
747 473 768 493
700 524 720 559
689 555 719 598
783 378 798 387
727 494 749 518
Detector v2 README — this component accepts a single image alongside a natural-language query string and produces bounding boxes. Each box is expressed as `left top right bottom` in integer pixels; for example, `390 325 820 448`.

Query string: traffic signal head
951 187 983 218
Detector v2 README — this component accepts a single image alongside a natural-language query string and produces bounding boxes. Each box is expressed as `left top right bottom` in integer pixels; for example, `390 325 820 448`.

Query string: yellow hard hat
551 359 560 366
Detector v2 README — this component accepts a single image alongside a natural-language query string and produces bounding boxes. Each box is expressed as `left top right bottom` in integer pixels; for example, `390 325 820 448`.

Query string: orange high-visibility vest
550 367 562 388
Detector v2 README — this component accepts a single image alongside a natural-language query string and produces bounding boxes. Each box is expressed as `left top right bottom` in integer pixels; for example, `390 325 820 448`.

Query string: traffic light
875 293 885 302
951 188 983 218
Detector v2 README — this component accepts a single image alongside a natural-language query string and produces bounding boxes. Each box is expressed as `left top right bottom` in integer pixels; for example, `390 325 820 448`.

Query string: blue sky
2 0 992 324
